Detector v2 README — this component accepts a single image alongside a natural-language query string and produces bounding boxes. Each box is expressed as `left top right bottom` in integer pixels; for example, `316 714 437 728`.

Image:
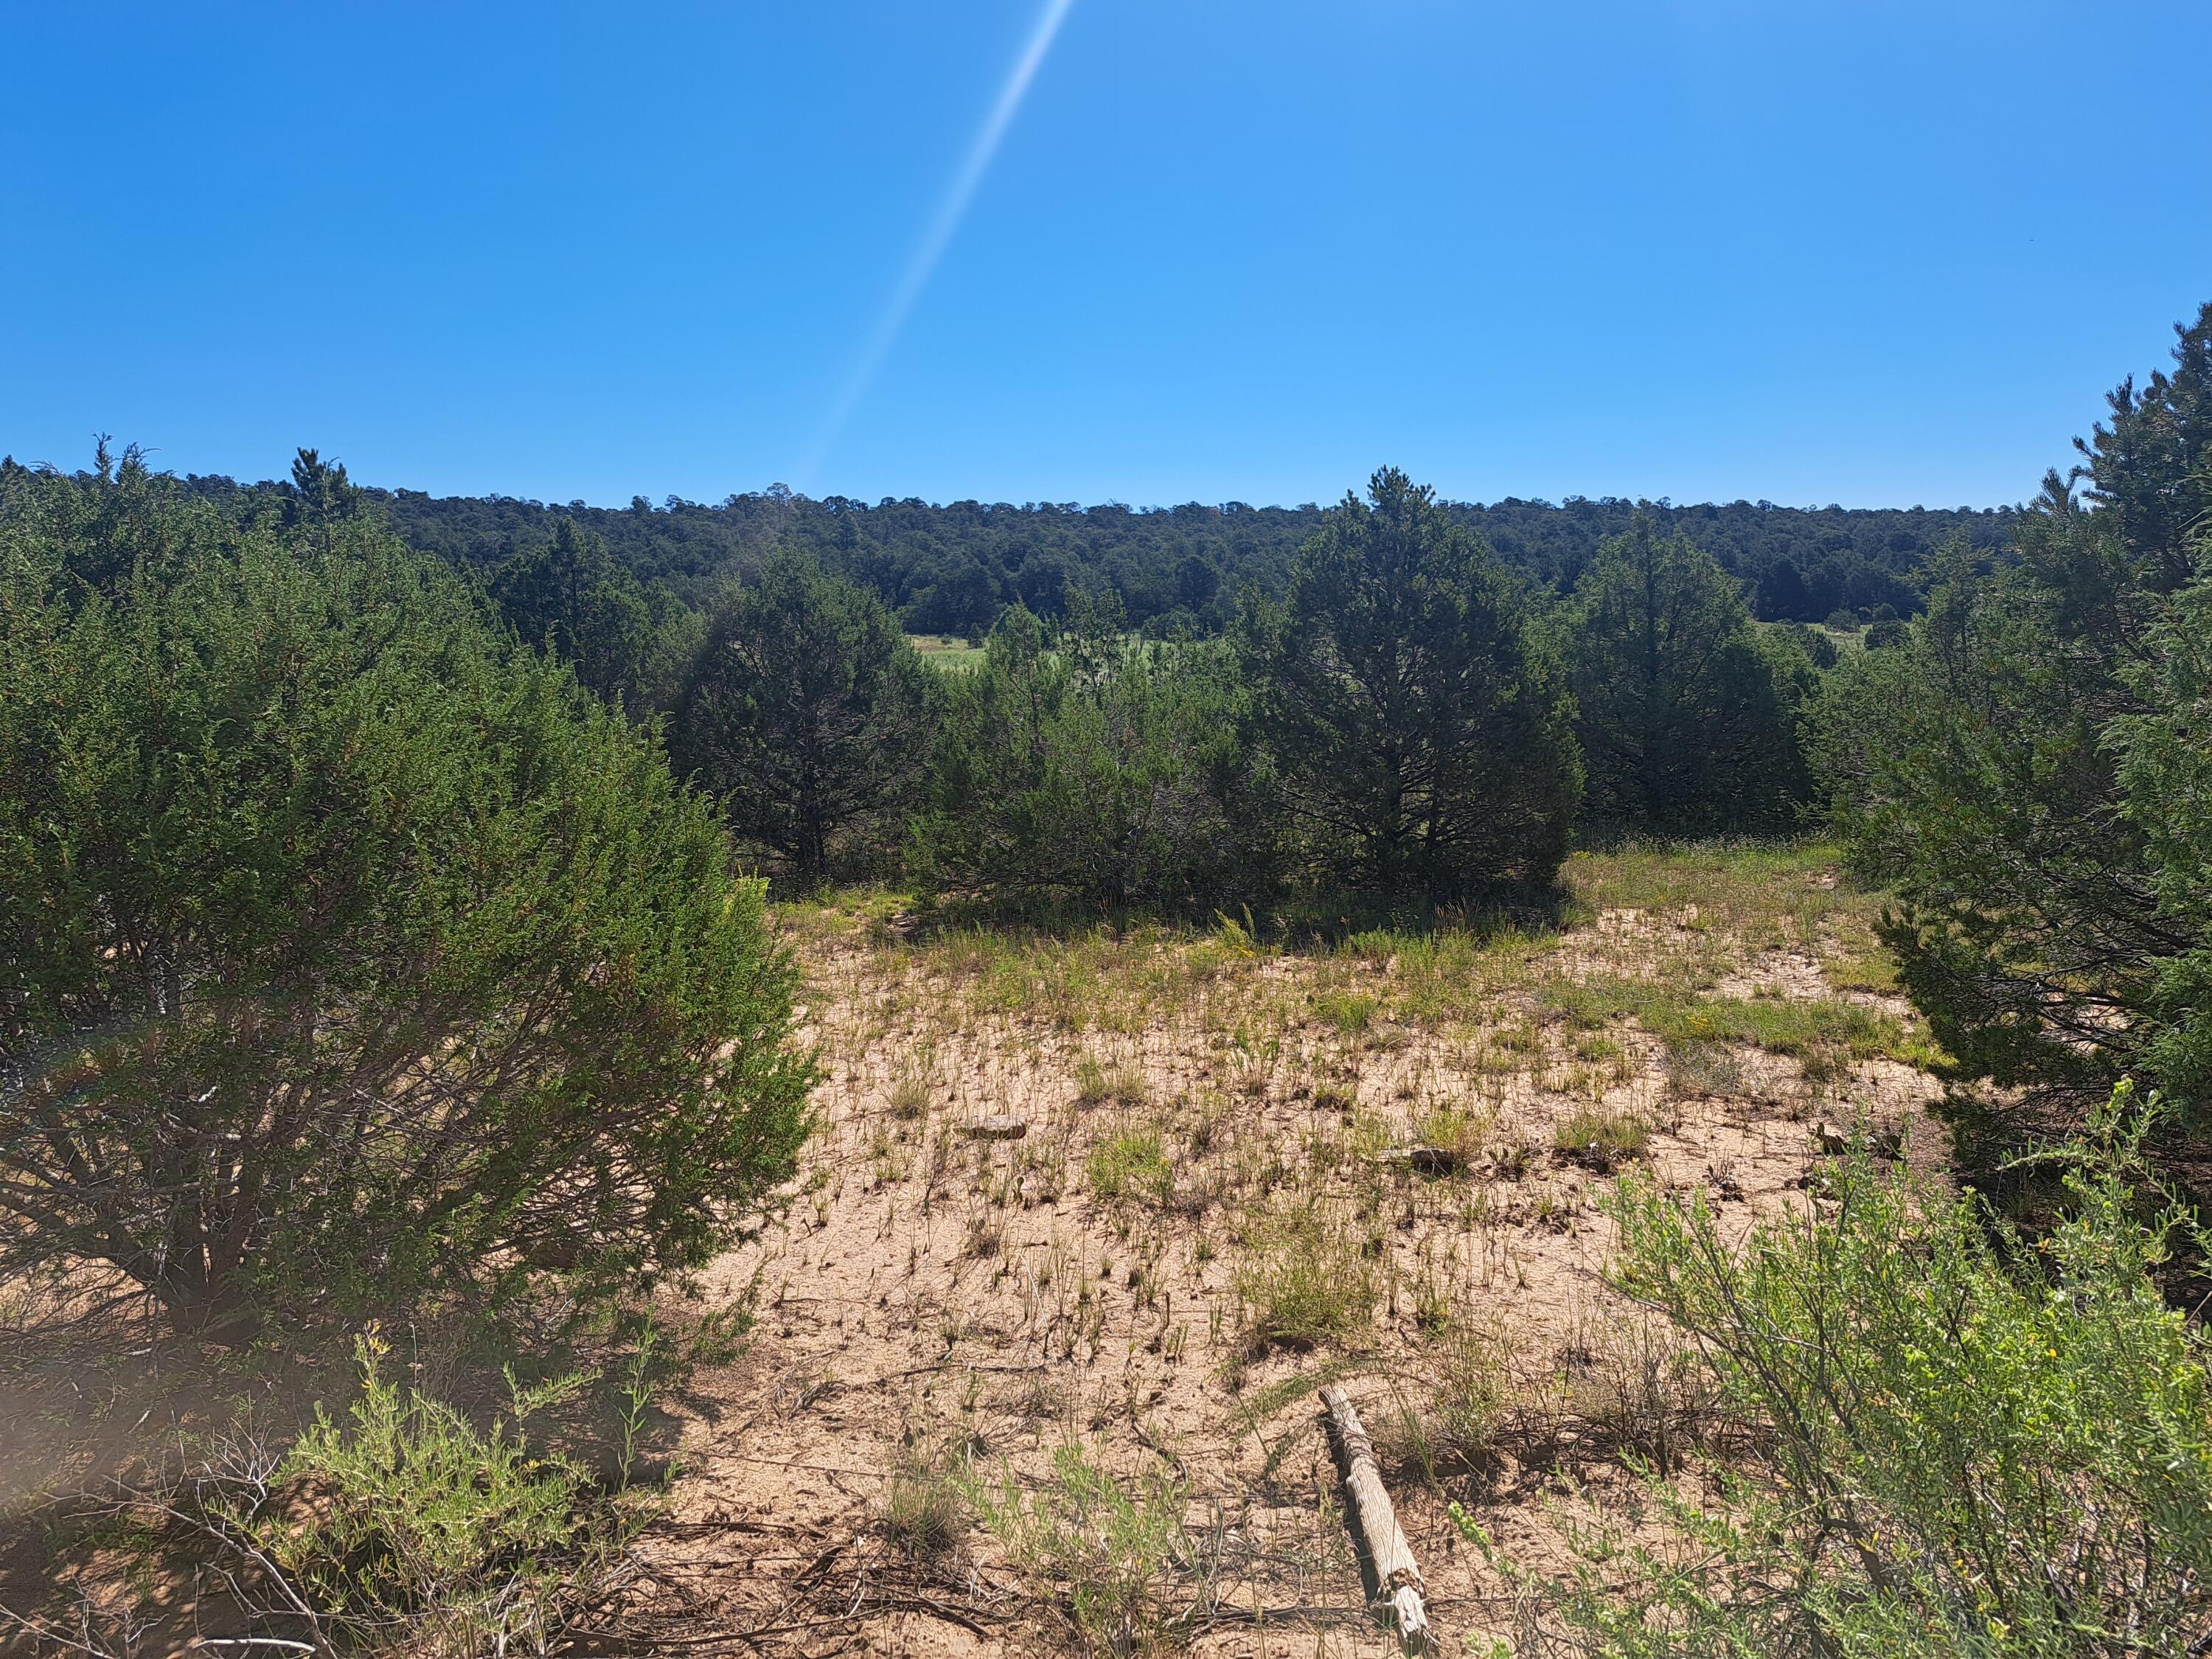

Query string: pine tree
1815 304 2212 1150
489 517 658 708
1568 513 1812 835
287 446 358 555
1239 467 1579 900
675 551 926 882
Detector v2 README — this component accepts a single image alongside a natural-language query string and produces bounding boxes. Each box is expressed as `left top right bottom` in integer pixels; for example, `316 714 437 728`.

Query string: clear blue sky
4 1 2207 510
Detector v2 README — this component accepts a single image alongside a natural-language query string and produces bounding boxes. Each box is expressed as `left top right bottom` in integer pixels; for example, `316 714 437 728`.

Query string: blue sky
3 1 2207 509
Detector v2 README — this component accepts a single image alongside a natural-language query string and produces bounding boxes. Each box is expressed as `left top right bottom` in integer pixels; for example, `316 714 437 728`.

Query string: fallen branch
1318 1385 1430 1654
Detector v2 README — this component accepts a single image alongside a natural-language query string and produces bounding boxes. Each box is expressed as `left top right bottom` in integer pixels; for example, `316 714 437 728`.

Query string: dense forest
119 466 2010 635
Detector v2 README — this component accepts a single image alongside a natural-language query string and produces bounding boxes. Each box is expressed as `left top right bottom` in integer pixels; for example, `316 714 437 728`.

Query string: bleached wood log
1318 1384 1430 1653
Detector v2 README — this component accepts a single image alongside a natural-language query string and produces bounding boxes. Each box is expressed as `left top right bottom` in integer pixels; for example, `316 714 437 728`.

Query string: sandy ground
622 861 1941 1655
0 852 1944 1656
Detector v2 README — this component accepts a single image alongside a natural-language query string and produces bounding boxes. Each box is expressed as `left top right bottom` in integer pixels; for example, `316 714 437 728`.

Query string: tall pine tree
675 551 927 882
1567 514 1813 835
1239 467 1579 901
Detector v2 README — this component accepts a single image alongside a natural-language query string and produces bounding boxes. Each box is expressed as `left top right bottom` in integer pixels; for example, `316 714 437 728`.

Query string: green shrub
1481 1089 2212 1655
195 1332 648 1655
919 597 1281 913
973 1444 1193 1656
0 467 813 1335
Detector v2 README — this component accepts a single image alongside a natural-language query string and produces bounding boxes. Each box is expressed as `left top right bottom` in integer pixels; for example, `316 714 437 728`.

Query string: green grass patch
908 633 987 671
1086 1127 1173 1206
1312 987 1382 1034
1413 1102 1493 1171
1562 840 1879 953
1232 1202 1378 1351
1542 975 1938 1078
1554 1107 1652 1168
1374 924 1557 1026
1826 947 1902 993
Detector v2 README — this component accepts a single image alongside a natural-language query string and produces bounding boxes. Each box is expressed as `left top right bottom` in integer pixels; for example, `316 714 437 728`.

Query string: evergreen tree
286 445 358 555
675 551 926 882
1239 467 1580 900
1567 513 1812 834
488 517 659 708
27 437 200 594
1815 304 2212 1149
2114 580 2212 1112
0 465 812 1334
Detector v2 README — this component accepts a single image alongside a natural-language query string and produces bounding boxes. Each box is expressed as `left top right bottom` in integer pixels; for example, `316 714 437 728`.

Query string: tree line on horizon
49 456 2014 637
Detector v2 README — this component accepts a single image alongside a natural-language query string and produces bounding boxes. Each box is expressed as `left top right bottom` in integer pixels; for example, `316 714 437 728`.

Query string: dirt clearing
628 844 1943 1655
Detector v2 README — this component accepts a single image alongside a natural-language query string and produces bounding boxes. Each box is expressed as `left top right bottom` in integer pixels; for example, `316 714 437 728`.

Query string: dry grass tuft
1073 1054 1150 1108
878 1462 970 1558
1554 1107 1652 1169
1377 1320 1512 1484
1231 1200 1378 1352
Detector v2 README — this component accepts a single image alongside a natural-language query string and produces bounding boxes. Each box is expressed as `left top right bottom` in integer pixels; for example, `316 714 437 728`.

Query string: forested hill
138 466 2011 633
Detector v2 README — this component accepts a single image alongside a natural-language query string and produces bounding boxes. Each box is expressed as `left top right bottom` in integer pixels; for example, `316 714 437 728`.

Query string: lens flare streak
797 0 1077 486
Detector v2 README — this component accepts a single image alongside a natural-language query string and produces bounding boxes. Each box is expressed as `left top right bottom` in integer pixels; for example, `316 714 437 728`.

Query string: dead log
1318 1385 1429 1653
